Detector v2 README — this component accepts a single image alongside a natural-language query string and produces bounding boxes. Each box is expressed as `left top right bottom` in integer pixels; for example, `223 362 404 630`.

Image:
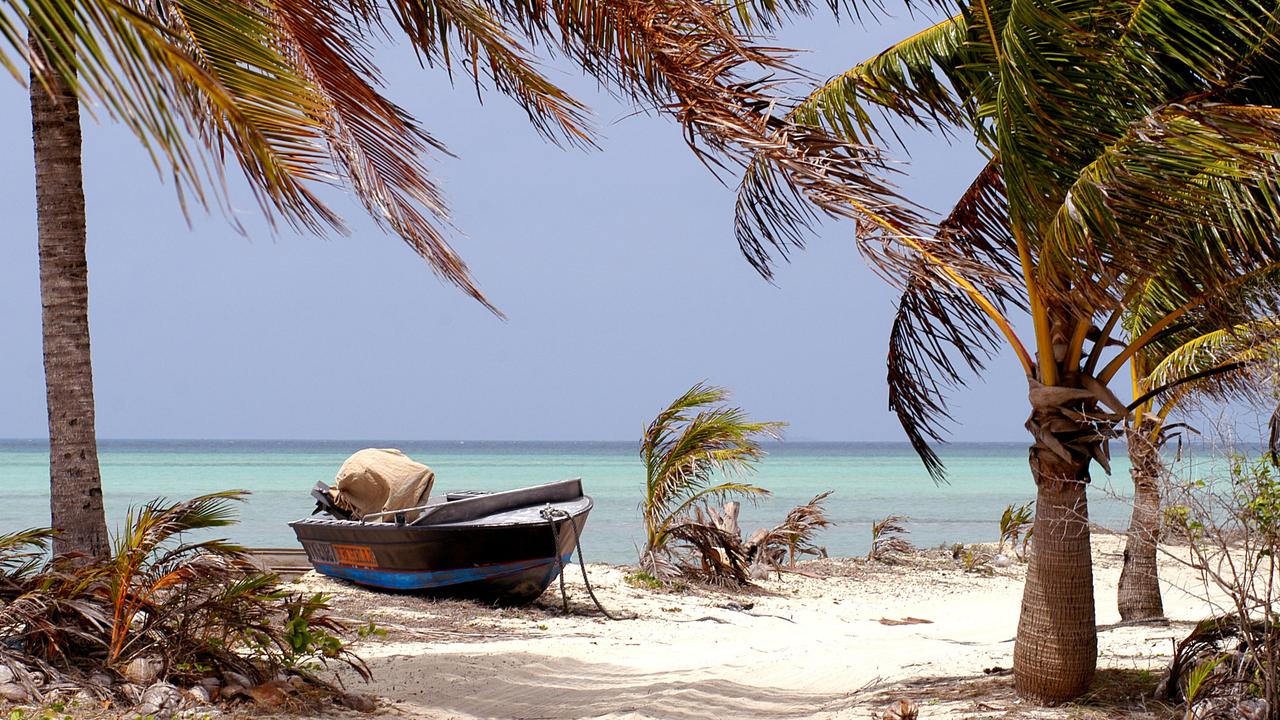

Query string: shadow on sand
362 650 862 719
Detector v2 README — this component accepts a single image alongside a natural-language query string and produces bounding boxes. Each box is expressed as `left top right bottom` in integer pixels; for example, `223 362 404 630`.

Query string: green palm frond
640 382 784 560
1148 322 1279 388
1137 320 1280 413
733 12 983 274
1121 0 1280 89
0 528 55 579
17 0 338 220
111 490 248 564
653 481 771 547
789 14 974 146
1042 104 1280 309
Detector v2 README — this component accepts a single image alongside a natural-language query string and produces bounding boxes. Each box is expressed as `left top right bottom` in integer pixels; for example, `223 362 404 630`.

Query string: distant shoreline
0 438 1185 449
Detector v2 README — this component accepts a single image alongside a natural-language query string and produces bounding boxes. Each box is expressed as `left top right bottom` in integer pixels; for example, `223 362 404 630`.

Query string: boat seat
411 478 583 525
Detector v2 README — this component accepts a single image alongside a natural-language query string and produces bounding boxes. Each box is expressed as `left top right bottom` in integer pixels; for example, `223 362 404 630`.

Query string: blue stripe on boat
313 552 575 590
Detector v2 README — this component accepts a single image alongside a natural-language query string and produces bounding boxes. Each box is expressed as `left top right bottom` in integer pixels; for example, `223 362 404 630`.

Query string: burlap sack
329 448 434 521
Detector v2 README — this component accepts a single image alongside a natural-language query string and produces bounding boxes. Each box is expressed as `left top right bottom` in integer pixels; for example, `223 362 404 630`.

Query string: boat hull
290 500 590 604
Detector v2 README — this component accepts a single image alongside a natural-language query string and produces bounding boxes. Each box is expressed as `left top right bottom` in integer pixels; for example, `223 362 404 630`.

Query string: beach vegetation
622 572 666 591
997 501 1034 560
1157 455 1280 716
0 491 365 711
638 383 783 578
868 515 912 563
726 0 1280 699
747 491 834 572
13 0 877 562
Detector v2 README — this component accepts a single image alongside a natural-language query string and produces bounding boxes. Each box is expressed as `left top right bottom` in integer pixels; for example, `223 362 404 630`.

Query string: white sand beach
294 533 1209 720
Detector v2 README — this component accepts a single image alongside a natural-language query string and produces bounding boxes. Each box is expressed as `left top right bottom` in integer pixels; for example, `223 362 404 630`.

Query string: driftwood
706 502 742 539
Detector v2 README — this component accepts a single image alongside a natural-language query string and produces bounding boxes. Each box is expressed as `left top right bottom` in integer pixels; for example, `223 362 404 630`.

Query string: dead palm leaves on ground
1159 615 1276 718
746 491 834 573
666 513 756 586
869 515 913 563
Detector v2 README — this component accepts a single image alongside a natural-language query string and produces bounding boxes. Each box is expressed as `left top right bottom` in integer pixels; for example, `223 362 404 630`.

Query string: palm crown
738 0 1280 476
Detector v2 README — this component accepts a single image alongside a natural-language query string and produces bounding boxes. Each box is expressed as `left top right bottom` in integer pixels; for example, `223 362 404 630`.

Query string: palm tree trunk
1013 448 1097 702
30 49 109 560
1117 425 1164 621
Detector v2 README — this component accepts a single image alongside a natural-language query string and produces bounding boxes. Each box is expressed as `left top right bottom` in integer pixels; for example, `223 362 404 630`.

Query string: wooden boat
290 478 592 604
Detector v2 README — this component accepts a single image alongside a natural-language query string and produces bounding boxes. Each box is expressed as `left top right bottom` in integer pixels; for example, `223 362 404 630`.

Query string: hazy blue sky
0 11 1037 443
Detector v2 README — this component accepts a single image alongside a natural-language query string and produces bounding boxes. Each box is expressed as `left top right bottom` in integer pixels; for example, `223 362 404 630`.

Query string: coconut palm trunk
1117 423 1165 621
1014 447 1097 701
30 51 109 560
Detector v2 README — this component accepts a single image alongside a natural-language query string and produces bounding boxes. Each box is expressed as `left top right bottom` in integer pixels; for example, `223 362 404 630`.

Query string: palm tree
731 0 1280 702
1116 284 1280 621
10 0 895 558
639 382 783 575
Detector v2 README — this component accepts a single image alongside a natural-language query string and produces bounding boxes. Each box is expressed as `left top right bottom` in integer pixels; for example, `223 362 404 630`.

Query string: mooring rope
540 506 630 621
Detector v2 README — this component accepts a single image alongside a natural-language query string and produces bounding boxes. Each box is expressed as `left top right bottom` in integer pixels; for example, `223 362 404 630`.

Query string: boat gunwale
289 495 593 532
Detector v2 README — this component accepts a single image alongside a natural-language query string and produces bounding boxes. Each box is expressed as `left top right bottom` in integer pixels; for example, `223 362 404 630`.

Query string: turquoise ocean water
0 440 1142 564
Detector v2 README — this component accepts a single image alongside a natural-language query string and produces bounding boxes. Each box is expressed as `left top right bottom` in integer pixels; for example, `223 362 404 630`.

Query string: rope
540 506 629 621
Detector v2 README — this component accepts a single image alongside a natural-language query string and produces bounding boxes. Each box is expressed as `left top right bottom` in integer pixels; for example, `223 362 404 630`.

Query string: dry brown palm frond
665 515 752 587
886 162 1026 480
509 0 929 277
16 0 898 319
269 0 499 312
748 491 834 570
309 0 920 304
868 514 912 562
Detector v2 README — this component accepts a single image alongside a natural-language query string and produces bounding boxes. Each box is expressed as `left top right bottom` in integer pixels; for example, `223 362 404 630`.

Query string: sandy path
297 535 1210 719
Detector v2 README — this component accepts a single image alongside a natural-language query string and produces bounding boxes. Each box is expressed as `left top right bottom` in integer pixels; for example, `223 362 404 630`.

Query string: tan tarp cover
329 448 434 521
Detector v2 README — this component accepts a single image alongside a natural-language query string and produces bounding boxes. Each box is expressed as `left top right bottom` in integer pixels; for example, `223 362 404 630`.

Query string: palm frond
1140 320 1280 409
360 0 592 146
992 0 1153 235
657 481 772 544
868 514 913 561
886 162 1023 480
789 14 976 147
495 0 932 282
731 11 993 274
272 0 504 311
0 529 55 580
665 519 752 586
17 0 341 227
640 382 784 566
1043 103 1280 312
750 490 834 568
